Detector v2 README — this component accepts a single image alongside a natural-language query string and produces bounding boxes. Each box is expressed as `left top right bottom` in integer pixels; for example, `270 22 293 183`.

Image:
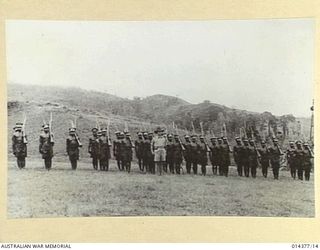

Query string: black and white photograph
6 19 314 218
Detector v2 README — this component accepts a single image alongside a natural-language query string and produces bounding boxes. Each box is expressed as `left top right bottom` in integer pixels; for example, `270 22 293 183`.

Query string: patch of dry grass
7 158 314 218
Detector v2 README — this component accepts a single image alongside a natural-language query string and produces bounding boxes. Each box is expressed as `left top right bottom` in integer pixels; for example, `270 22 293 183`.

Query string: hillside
7 83 311 158
7 84 155 158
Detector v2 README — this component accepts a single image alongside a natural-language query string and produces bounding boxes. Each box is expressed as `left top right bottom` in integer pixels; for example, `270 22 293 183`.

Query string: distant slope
7 83 310 158
7 84 156 158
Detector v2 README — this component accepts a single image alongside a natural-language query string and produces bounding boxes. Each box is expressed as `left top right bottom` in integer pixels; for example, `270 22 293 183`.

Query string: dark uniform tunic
173 140 183 174
221 143 231 177
287 147 297 179
268 145 282 179
209 143 219 175
166 140 175 173
190 141 199 174
303 148 313 181
242 145 251 177
183 140 192 174
143 138 154 174
121 138 133 173
248 145 258 178
66 135 82 170
113 138 122 170
135 138 144 171
117 138 126 171
295 148 304 180
99 135 111 171
198 142 208 176
233 144 243 176
39 132 54 170
12 132 27 169
216 143 224 176
89 135 100 170
258 146 269 178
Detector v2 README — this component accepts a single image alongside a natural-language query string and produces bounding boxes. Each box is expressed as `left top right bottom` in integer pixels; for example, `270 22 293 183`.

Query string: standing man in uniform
147 132 155 174
151 127 167 175
198 136 209 176
135 132 144 171
209 137 219 175
295 141 305 180
99 128 111 171
39 124 54 170
268 138 283 180
221 137 232 177
142 132 151 173
173 134 184 174
233 137 243 176
190 135 199 175
183 135 192 174
88 128 100 170
142 132 148 172
286 141 297 179
166 134 175 174
216 138 224 176
258 140 270 178
12 122 28 169
302 142 313 181
248 139 259 178
123 132 134 173
113 131 122 171
117 132 126 171
242 138 251 177
66 127 82 170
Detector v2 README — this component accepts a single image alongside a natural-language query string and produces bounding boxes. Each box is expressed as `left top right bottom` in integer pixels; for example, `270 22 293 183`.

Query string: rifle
172 121 176 134
252 140 261 158
226 139 233 153
222 123 227 138
174 123 185 151
107 119 112 146
127 135 134 148
163 123 168 136
124 121 134 148
49 112 54 143
306 144 314 158
71 119 82 147
220 123 232 153
22 113 27 144
191 121 196 135
96 117 101 132
243 121 248 139
200 122 210 152
141 122 146 132
275 144 283 155
249 127 261 157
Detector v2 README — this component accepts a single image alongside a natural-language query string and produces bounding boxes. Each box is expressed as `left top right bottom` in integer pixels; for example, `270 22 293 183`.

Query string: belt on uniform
155 147 165 149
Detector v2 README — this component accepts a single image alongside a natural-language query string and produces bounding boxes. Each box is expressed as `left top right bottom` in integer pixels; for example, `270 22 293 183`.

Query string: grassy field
7 158 314 218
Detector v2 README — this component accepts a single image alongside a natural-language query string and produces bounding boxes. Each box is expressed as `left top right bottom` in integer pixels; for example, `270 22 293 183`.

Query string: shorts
154 148 166 162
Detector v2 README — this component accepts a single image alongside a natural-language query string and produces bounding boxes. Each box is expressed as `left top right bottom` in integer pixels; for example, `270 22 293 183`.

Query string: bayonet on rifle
200 121 210 152
71 118 82 147
49 112 54 143
107 119 112 146
22 113 27 144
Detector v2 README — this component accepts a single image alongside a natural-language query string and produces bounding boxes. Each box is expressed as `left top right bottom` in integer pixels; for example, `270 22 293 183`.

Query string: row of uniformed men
12 123 86 170
12 123 313 180
83 126 314 180
89 127 232 176
233 137 313 181
286 141 314 181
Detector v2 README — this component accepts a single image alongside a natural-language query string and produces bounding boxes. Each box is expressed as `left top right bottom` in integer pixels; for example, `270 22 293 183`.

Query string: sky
5 19 314 117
